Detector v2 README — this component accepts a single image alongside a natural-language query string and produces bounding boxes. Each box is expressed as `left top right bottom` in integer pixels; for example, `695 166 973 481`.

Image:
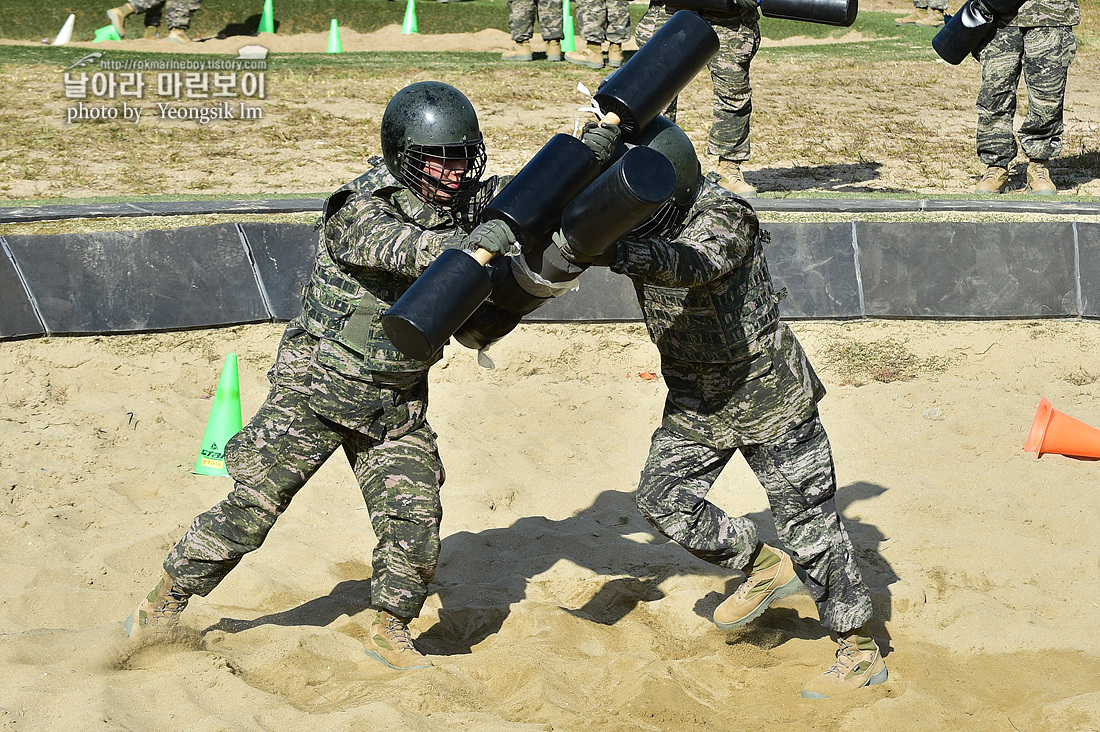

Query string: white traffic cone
53 14 75 45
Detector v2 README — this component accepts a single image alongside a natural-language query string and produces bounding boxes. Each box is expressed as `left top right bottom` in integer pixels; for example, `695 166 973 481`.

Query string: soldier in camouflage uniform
972 0 1078 195
561 117 885 698
564 0 632 69
106 0 201 42
503 0 566 62
123 81 521 672
635 4 760 197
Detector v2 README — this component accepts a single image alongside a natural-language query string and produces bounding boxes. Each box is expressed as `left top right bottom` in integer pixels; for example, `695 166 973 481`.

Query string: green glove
465 219 519 257
580 121 621 165
553 229 618 267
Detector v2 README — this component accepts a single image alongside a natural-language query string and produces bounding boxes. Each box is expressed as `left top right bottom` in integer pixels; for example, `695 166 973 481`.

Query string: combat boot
124 570 192 642
895 7 944 25
713 545 801 629
106 2 134 37
715 158 757 197
1026 159 1057 195
501 41 533 61
143 24 160 39
608 42 624 68
973 165 1009 194
801 635 888 698
365 610 433 670
565 41 606 69
545 39 562 61
167 27 192 43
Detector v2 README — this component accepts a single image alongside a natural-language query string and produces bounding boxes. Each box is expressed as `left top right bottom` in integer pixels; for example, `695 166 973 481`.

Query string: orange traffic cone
1024 397 1100 460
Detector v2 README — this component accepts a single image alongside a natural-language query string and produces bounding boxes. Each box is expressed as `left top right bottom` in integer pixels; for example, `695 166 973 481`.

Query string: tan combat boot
801 635 888 698
973 165 1009 194
545 39 562 62
124 570 192 642
143 25 160 39
106 2 134 37
167 27 192 43
565 41 606 69
713 545 801 629
1025 159 1057 195
715 158 757 197
364 610 433 670
608 42 624 68
501 41 533 61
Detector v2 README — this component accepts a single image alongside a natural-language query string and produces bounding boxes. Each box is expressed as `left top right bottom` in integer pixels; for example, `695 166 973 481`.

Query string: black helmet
618 116 701 239
380 81 487 209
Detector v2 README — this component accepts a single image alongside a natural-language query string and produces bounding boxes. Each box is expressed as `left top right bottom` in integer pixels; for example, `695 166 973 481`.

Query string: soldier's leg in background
163 0 201 28
976 26 1025 169
352 423 445 621
607 0 631 44
706 18 759 163
576 0 606 44
742 414 873 633
508 0 537 42
537 0 565 41
164 385 347 596
635 427 758 571
1017 25 1076 164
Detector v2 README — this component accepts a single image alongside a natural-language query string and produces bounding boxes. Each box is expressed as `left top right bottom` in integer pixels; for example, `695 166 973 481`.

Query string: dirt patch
1 8 1097 202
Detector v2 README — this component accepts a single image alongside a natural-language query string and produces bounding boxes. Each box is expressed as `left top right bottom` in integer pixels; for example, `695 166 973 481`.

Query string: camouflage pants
635 5 760 161
164 334 445 620
130 0 201 29
976 24 1076 168
912 0 947 11
576 0 632 44
635 416 873 632
508 0 565 42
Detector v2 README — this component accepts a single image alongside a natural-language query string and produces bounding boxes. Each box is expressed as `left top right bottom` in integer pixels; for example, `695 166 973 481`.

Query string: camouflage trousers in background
912 0 947 11
635 5 760 162
507 0 565 42
575 0 632 44
976 25 1076 168
164 381 445 621
130 0 202 29
635 416 873 632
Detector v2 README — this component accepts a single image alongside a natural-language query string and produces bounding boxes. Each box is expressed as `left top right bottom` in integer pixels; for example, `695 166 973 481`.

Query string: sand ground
2 318 1100 731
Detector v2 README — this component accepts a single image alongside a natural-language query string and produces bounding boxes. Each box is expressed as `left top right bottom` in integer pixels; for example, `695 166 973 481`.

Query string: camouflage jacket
1009 0 1079 26
294 159 507 433
612 179 824 448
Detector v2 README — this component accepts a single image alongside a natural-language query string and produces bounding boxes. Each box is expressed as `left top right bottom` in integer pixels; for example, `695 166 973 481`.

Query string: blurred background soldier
107 0 201 42
635 2 760 196
565 0 632 69
894 0 947 27
971 0 1079 195
503 0 565 62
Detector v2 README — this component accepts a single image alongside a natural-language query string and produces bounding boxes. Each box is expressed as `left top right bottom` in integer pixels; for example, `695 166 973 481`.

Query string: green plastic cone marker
193 354 244 477
258 0 274 33
327 18 342 53
562 0 575 52
93 24 121 42
402 0 418 34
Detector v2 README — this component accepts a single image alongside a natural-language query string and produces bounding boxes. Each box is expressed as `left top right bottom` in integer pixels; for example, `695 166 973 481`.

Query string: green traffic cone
402 0 418 35
258 0 275 33
561 0 575 52
93 24 121 42
193 354 244 477
327 18 343 53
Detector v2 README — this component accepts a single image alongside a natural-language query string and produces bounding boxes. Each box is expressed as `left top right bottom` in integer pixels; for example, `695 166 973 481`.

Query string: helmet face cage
400 140 487 210
628 182 699 240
